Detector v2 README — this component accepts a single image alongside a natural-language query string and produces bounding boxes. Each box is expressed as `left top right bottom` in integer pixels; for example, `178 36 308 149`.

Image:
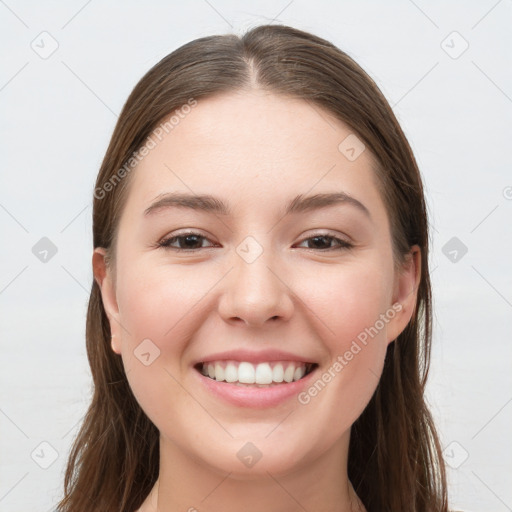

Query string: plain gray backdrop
1 1 511 511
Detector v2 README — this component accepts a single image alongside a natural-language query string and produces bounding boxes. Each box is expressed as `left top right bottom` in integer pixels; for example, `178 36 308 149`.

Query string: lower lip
193 365 318 408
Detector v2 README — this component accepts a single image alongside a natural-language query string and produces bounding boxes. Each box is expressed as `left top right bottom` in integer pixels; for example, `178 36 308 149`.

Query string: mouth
193 360 318 387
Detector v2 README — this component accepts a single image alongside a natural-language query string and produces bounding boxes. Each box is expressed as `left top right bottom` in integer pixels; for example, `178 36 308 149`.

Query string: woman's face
94 90 419 476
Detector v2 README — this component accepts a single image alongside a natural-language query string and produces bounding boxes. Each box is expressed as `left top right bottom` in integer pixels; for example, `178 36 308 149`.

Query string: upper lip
193 349 317 366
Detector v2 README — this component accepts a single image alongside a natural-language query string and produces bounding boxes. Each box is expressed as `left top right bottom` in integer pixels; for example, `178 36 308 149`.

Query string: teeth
272 363 284 383
200 360 312 385
225 362 238 383
238 362 255 384
283 364 295 383
214 362 225 381
293 366 305 381
255 363 273 384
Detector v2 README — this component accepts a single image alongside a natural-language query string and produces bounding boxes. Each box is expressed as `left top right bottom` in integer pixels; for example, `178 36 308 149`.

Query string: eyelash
157 231 354 252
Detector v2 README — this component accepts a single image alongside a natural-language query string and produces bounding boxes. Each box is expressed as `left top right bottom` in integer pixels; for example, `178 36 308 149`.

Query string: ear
92 248 122 354
385 245 421 345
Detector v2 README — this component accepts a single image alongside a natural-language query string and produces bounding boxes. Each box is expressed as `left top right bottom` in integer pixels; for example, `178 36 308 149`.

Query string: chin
188 434 315 479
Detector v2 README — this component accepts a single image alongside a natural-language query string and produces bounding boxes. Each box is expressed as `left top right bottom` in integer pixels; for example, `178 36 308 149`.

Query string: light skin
93 90 420 512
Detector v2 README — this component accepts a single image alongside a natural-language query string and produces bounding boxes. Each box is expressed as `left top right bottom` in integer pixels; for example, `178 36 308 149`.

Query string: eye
294 233 353 251
156 231 353 252
157 231 216 251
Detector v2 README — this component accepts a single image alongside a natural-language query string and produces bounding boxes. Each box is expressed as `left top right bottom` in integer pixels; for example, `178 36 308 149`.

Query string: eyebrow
144 191 371 219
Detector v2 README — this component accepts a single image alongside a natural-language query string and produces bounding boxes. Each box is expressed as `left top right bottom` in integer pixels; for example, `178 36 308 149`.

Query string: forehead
150 90 363 166
120 90 384 221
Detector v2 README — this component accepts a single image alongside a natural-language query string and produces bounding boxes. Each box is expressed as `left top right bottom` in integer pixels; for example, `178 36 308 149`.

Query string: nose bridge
218 235 293 326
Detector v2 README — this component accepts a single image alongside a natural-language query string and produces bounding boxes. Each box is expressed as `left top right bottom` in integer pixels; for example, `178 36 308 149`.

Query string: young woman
57 24 448 512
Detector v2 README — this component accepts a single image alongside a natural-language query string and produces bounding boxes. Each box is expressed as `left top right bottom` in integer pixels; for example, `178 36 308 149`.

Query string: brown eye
296 234 353 251
158 232 214 251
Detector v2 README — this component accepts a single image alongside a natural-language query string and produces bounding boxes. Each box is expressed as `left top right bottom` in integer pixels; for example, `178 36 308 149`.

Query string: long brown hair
57 24 448 512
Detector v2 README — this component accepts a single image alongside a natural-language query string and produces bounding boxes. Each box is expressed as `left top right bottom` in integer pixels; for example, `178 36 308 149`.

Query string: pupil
311 236 328 249
184 235 200 248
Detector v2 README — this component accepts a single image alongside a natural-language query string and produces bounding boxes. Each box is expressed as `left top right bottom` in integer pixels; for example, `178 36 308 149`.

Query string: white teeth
272 363 284 383
293 366 304 381
238 362 255 384
200 360 312 385
255 363 273 384
214 362 224 382
283 364 295 383
225 362 238 383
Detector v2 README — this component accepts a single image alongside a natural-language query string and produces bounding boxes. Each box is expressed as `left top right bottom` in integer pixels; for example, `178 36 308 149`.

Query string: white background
0 1 511 511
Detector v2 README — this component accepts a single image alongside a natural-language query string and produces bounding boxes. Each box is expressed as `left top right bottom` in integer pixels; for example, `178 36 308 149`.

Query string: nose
218 245 294 328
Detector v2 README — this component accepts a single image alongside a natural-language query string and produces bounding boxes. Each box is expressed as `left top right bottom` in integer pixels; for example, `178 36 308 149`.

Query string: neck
143 431 366 512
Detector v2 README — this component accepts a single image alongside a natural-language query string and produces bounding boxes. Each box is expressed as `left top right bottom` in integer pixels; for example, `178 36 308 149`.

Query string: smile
195 360 317 387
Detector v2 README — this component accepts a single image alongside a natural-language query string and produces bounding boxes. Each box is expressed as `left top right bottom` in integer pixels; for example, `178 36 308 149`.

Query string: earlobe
386 245 422 344
110 334 121 354
92 248 122 354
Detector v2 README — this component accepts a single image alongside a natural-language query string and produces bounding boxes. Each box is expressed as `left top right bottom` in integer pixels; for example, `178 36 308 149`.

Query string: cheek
294 261 392 420
116 259 213 348
114 264 200 429
114 260 224 421
297 260 393 349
